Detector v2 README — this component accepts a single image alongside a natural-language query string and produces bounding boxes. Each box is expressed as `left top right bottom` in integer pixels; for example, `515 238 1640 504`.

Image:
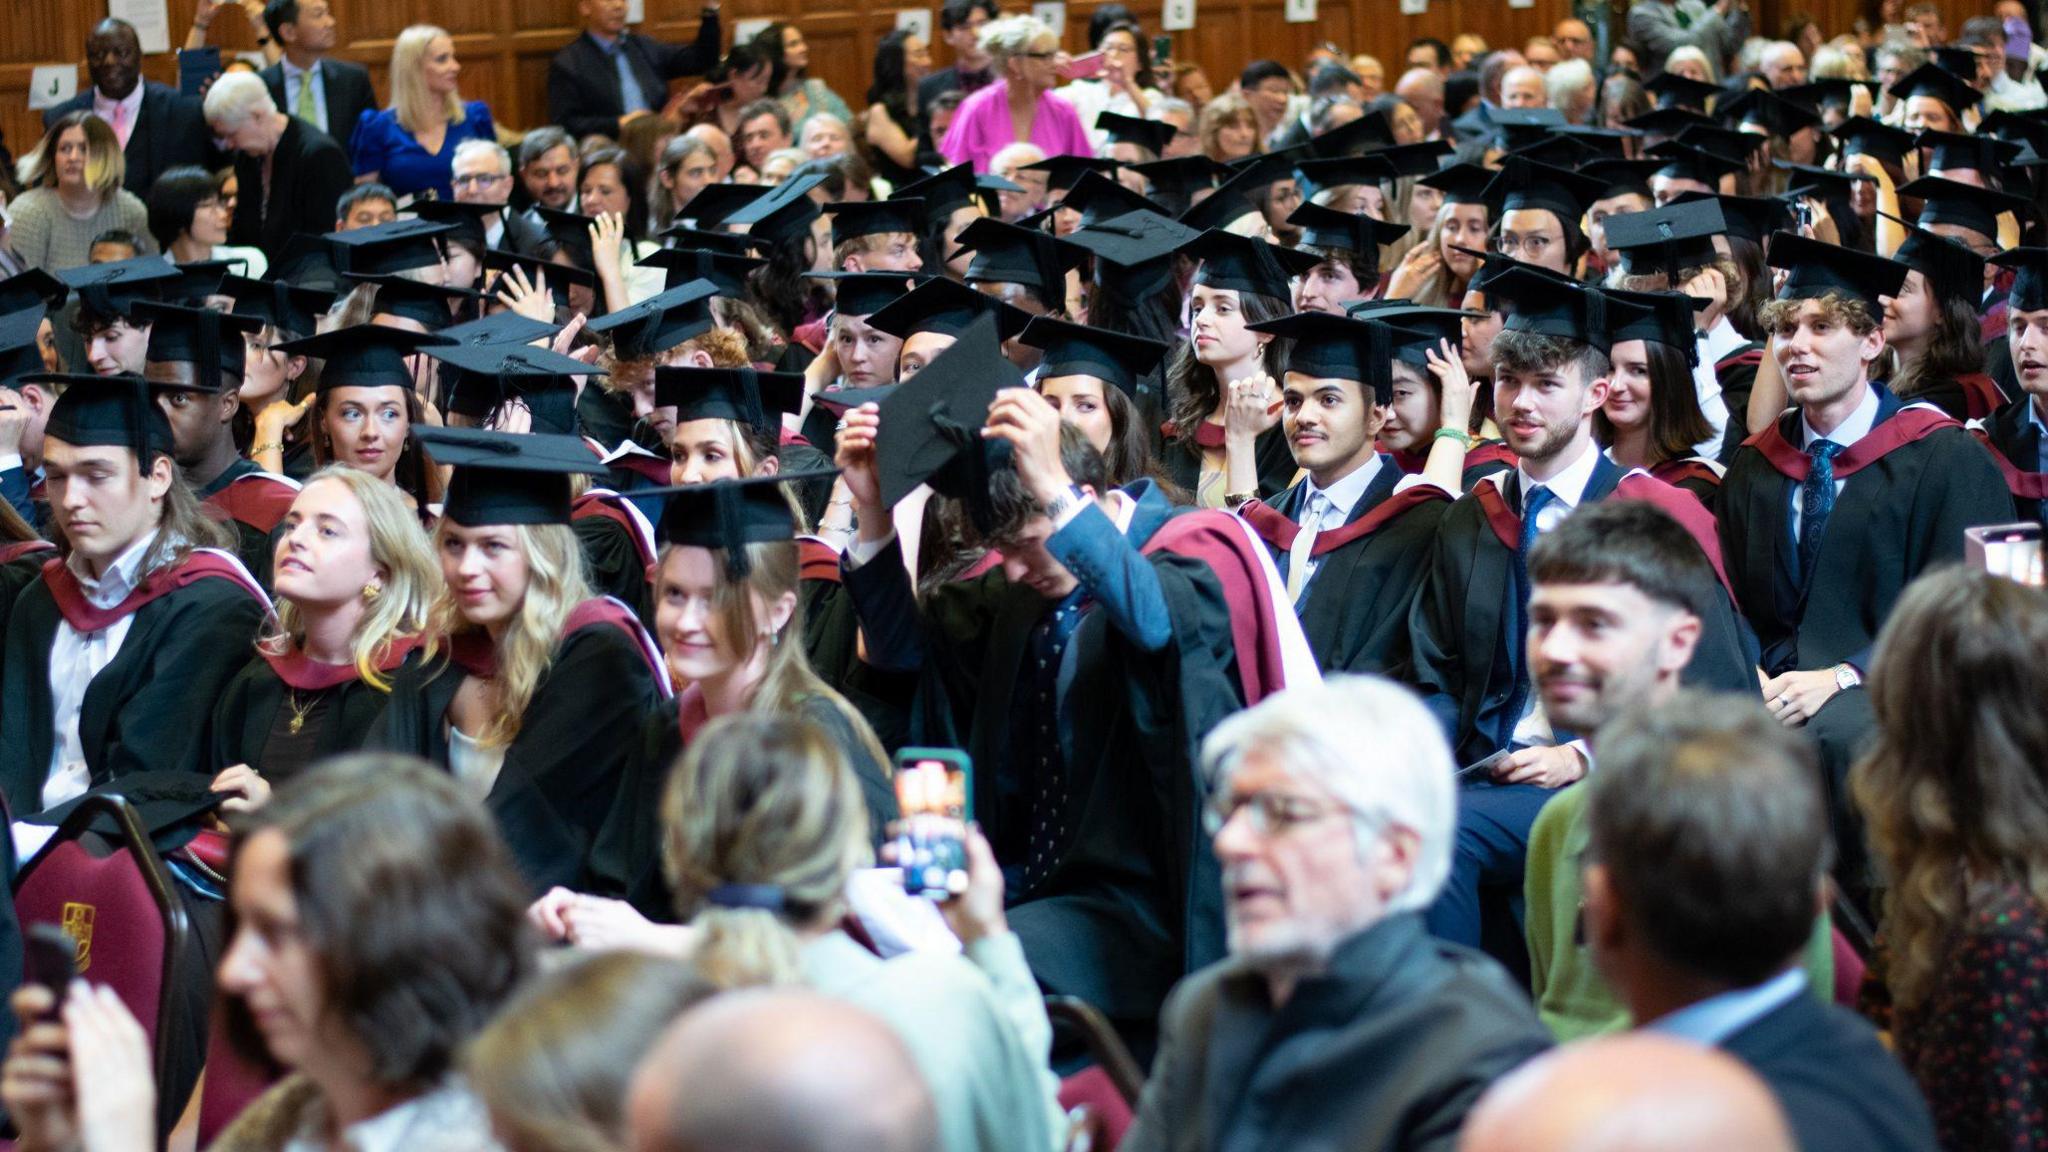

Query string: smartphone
1966 522 2045 585
1153 34 1172 64
23 923 77 1004
1457 748 1513 782
894 748 972 899
1794 198 1815 232
178 47 222 99
1063 50 1105 81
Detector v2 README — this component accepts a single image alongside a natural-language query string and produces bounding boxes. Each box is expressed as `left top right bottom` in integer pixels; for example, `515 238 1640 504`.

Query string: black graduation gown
1974 396 2047 523
1388 439 1519 491
196 458 297 591
1648 456 1725 518
0 559 268 816
844 480 1247 1027
570 491 657 628
1158 423 1296 504
1408 455 1761 766
1716 341 1767 463
0 542 56 644
366 610 662 894
208 647 427 784
1247 464 1451 676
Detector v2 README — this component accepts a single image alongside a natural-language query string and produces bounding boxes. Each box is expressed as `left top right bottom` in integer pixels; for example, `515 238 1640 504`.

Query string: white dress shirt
44 530 161 811
1515 435 1603 532
1289 453 1382 589
1789 384 1881 542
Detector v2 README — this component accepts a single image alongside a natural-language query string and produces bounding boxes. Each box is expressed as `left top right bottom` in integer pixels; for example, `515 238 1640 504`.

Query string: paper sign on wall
733 18 774 45
1507 0 1534 8
1399 0 1427 12
1161 0 1195 32
896 9 934 40
1032 2 1067 37
107 0 172 54
627 0 645 22
27 66 79 111
1284 0 1316 22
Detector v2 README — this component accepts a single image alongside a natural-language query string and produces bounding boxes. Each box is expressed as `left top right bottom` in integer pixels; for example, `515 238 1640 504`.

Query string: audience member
518 125 583 215
755 22 855 137
453 139 557 259
940 16 1091 173
921 0 1001 109
206 71 353 265
549 0 725 141
1628 0 1751 79
42 19 215 197
5 113 153 273
146 165 267 276
352 24 498 200
258 0 376 155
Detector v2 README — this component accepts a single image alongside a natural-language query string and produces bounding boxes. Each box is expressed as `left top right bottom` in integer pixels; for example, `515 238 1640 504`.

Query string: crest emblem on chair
61 903 94 972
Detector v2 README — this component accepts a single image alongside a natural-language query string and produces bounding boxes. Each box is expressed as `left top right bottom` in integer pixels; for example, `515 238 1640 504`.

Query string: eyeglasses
1202 790 1352 838
1021 50 1059 60
1497 233 1557 259
452 172 510 188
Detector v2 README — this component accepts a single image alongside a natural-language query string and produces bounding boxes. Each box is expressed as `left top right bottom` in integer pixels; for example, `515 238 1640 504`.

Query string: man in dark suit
548 0 725 141
451 139 559 261
1581 695 1940 1152
257 0 376 158
44 19 215 196
204 72 353 266
1121 677 1552 1152
920 0 1000 108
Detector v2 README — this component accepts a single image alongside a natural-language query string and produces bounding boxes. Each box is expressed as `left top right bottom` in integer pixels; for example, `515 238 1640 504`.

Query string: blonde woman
351 24 497 200
207 467 437 801
370 427 667 894
6 110 152 272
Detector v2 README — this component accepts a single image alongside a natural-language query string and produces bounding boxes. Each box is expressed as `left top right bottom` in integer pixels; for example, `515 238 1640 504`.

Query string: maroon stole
1716 348 1767 374
261 635 423 691
0 540 56 566
1191 421 1228 449
1955 373 2008 422
1241 485 1450 558
1970 427 2048 500
40 549 267 634
1472 473 1737 600
1388 440 1518 476
1648 457 1723 491
205 474 298 535
1743 406 1957 483
570 490 658 574
799 537 844 585
1140 510 1295 706
609 452 673 486
673 682 712 745
778 425 812 449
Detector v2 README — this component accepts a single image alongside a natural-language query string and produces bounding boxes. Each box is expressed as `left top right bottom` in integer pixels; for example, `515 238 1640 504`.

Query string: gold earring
363 583 382 602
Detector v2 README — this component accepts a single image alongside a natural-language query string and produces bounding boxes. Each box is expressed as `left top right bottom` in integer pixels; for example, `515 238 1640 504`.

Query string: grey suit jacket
1626 0 1750 76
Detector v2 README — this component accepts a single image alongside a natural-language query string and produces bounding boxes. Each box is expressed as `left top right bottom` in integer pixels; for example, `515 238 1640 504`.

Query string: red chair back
196 1004 282 1145
1831 924 1867 1008
1060 1066 1135 1150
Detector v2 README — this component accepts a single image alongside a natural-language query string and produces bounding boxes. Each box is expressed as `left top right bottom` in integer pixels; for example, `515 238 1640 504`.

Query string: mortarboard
681 184 774 229
724 171 829 247
1602 198 1728 277
1645 71 1722 112
482 249 598 309
873 311 1021 533
1917 129 2022 179
347 273 483 331
585 278 720 360
532 207 598 270
1720 88 1823 138
1932 45 1982 80
1485 265 1608 343
1056 170 1169 228
805 270 917 317
326 217 452 277
1831 116 1915 167
1647 141 1747 186
272 324 454 392
1888 62 1981 115
407 199 496 251
1774 161 1872 203
1246 310 1411 401
658 224 760 255
1418 162 1502 211
650 470 841 577
1592 287 1704 365
1343 301 1477 363
1980 110 2048 151
224 275 335 336
441 310 560 347
1625 106 1717 140
413 426 606 527
1766 231 1909 313
1991 247 2048 312
1582 158 1666 200
1024 155 1122 193
134 301 260 386
653 364 805 431
1097 111 1179 157
1017 315 1168 398
952 216 1082 294
0 269 67 317
892 163 1011 218
1899 175 2030 240
1306 110 1395 158
1483 106 1567 152
864 275 1032 341
1181 228 1320 299
273 233 342 291
1502 133 1596 170
1288 201 1409 269
1892 220 1990 305
1671 190 1789 245
0 308 49 387
58 256 179 320
36 372 172 458
1066 209 1199 299
426 341 602 434
1487 155 1608 226
1675 122 1768 164
1779 78 1867 111
637 246 764 297
827 198 927 247
1179 151 1303 232
1130 155 1225 200
164 260 238 306
811 384 899 414
1297 141 1450 190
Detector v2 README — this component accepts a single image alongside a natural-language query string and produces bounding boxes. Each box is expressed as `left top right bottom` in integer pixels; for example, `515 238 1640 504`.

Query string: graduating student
224 273 337 479
368 427 669 894
584 277 728 490
0 374 268 817
1288 201 1410 314
952 215 1084 321
1484 156 1607 279
1602 198 1748 460
134 301 297 583
1716 233 2013 906
1406 267 1759 952
207 466 436 792
1592 288 1725 509
1886 223 2003 421
1017 315 1172 491
835 314 1297 1039
1233 309 1452 675
56 256 179 380
862 272 1035 379
0 300 71 534
1347 299 1514 492
1979 247 2048 521
273 325 451 509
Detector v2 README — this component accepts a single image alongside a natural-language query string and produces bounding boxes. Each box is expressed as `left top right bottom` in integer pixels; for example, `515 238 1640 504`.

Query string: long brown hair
1852 567 2048 1011
1890 291 1986 409
1593 338 1715 465
1166 286 1293 448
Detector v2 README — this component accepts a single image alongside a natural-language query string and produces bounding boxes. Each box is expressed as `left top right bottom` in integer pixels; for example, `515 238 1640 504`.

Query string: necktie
294 68 319 126
1502 484 1555 746
110 102 129 148
1285 492 1328 605
1799 439 1844 582
614 42 650 115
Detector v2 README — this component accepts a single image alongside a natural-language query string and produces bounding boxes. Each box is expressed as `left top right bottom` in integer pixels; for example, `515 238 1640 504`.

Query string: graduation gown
0 549 269 816
570 489 658 628
1648 455 1726 517
0 540 56 643
1716 342 1768 463
1408 454 1760 766
366 598 667 894
1242 462 1451 676
1388 439 1518 491
208 639 426 784
1971 396 2048 523
1898 371 2006 423
844 480 1270 1025
197 459 299 590
1158 421 1296 504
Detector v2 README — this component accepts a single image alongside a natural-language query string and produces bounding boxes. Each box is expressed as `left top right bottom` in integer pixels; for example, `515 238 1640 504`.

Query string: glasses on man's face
1498 233 1557 260
453 172 510 189
1202 790 1351 838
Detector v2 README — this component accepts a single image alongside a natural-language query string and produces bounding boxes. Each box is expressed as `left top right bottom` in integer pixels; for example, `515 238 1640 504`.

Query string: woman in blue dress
351 24 497 201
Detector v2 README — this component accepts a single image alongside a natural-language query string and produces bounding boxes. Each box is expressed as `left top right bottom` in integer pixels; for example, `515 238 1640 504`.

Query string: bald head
1460 1034 1795 1152
627 989 938 1152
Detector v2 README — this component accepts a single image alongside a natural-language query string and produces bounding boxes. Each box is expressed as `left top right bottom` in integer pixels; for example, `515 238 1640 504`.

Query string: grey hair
203 70 277 133
979 15 1055 66
518 125 575 169
1199 675 1457 914
1544 58 1595 107
453 138 512 175
1150 97 1195 124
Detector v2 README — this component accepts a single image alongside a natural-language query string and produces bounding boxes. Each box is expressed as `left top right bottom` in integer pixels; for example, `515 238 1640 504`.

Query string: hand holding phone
1457 749 1512 782
895 748 973 899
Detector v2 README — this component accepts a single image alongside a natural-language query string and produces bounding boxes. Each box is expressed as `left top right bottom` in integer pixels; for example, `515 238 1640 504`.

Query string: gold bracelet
1223 490 1259 509
251 442 284 455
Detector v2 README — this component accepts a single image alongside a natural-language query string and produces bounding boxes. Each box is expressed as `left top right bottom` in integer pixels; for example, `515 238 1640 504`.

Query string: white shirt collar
2029 400 2048 434
1303 453 1382 522
1697 315 1748 366
1801 383 1881 450
65 529 159 610
1517 435 1601 510
93 84 145 118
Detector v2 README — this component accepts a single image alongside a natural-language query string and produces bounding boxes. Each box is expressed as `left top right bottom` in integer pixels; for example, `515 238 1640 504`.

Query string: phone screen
1153 34 1172 63
1968 523 2045 585
894 750 971 898
23 923 77 1004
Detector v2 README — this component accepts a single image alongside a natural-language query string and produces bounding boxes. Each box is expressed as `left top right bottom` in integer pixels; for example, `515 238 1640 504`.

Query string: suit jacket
259 57 376 157
548 19 723 140
228 118 355 266
1721 992 1939 1152
43 81 214 195
1123 913 1551 1152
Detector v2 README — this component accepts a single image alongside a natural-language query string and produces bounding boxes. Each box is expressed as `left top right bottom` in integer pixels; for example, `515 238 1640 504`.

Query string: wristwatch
1833 663 1862 691
1040 484 1085 521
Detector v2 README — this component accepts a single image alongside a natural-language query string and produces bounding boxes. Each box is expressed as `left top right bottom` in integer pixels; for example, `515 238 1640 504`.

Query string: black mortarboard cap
347 272 482 330
1501 133 1596 169
1484 106 1567 152
1888 62 1981 114
1980 110 2048 151
893 164 1003 218
1288 201 1409 268
532 207 598 269
1917 129 2022 178
1449 244 1528 294
1489 155 1608 223
272 324 454 392
658 224 760 255
1066 209 1199 299
1097 111 1179 157
273 233 341 291
653 364 805 430
1767 231 1909 313
1602 198 1728 276
811 384 898 414
414 426 605 527
1774 161 1872 203
1487 266 1607 342
1418 162 1501 210
1832 116 1916 166
134 301 259 385
1626 106 1717 140
681 184 773 229
0 269 67 317
1648 141 1747 185
1024 155 1122 192
1245 310 1407 401
441 310 560 347
1582 158 1666 199
1720 88 1823 138
804 270 916 316
1017 315 1167 399
1892 221 1990 305
326 217 452 277
426 341 602 434
1130 155 1225 199
224 274 335 336
1675 122 1768 164
1780 78 1866 111
827 198 926 247
725 171 829 247
1306 109 1395 158
874 311 1021 532
1056 170 1168 228
584 278 719 360
407 198 495 251
650 469 839 576
1933 45 1982 80
1297 141 1451 190
1343 301 1475 360
36 372 172 458
0 308 48 387
1672 190 1789 245
1992 247 2048 312
481 250 598 310
162 260 237 307
1900 175 2029 239
58 256 179 319
1594 287 1703 365
1645 72 1722 112
637 246 764 297
1182 228 1320 299
953 217 1081 294
864 275 1032 341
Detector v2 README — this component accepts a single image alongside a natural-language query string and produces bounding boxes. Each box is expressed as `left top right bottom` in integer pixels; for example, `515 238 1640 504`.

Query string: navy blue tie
1799 439 1843 582
1501 485 1554 751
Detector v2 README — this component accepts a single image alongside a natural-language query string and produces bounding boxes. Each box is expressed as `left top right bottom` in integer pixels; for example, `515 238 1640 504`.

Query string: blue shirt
1647 968 1809 1046
349 101 498 200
